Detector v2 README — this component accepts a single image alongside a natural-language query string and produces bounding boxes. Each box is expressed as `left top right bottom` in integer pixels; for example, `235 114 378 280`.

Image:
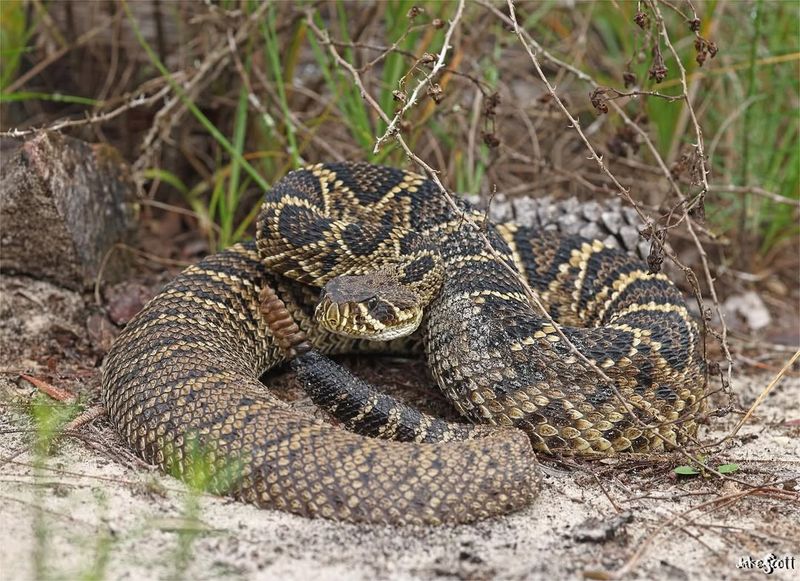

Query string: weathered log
0 132 138 290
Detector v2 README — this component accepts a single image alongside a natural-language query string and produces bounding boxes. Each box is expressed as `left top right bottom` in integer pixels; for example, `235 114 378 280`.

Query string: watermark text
737 554 796 575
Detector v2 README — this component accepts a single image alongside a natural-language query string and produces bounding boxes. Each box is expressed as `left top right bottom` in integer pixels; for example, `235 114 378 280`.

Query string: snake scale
102 162 706 525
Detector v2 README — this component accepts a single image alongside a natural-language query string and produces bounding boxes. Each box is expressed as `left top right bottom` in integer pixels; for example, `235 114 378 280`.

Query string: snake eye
366 297 380 310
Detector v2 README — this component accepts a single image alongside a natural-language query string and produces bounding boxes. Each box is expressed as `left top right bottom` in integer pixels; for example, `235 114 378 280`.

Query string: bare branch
133 1 273 173
304 13 392 127
727 349 800 441
373 0 465 153
708 185 800 208
1 86 171 138
650 0 711 198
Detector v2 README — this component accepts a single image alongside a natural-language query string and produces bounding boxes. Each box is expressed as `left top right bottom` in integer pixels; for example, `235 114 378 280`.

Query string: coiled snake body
102 162 706 525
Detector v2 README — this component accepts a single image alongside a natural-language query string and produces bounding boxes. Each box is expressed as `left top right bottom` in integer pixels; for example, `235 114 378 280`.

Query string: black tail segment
291 350 486 443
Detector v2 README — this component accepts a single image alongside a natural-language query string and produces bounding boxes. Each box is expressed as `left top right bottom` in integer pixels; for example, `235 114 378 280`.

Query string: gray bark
0 132 138 290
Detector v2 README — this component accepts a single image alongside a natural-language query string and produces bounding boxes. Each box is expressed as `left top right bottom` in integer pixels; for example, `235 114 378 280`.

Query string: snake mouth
314 299 423 341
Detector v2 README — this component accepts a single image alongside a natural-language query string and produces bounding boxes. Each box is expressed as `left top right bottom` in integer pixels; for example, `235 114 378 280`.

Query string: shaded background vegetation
2 0 798 351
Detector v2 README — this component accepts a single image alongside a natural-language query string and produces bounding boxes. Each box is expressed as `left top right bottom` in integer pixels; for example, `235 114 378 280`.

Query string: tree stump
0 132 138 290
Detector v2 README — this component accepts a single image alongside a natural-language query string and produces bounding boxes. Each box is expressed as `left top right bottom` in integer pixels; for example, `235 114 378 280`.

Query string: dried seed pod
407 5 424 20
648 45 668 83
427 83 444 104
590 87 609 114
623 71 637 89
420 52 436 64
482 131 500 148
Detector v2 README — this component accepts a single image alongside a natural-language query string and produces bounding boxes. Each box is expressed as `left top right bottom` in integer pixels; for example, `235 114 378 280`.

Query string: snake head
315 272 423 341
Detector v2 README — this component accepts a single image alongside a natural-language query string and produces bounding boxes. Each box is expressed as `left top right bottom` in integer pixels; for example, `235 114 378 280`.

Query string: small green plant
306 11 378 155
163 436 245 580
125 0 271 251
262 3 301 167
0 0 29 90
78 490 114 581
28 394 81 580
21 393 118 581
674 461 740 477
0 91 99 105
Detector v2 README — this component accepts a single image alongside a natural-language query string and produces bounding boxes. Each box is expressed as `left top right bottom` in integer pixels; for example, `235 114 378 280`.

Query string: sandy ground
1 275 798 581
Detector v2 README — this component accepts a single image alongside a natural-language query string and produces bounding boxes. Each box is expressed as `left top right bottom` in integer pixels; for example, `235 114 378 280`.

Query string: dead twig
1 86 171 138
707 185 800 208
502 0 716 449
725 349 800 441
131 0 272 174
373 0 465 153
589 486 795 579
19 375 76 403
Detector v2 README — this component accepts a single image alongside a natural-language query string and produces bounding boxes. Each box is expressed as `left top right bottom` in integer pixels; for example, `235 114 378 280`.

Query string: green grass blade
220 80 251 249
0 91 98 105
122 0 268 193
141 168 189 196
0 0 29 90
262 4 301 167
